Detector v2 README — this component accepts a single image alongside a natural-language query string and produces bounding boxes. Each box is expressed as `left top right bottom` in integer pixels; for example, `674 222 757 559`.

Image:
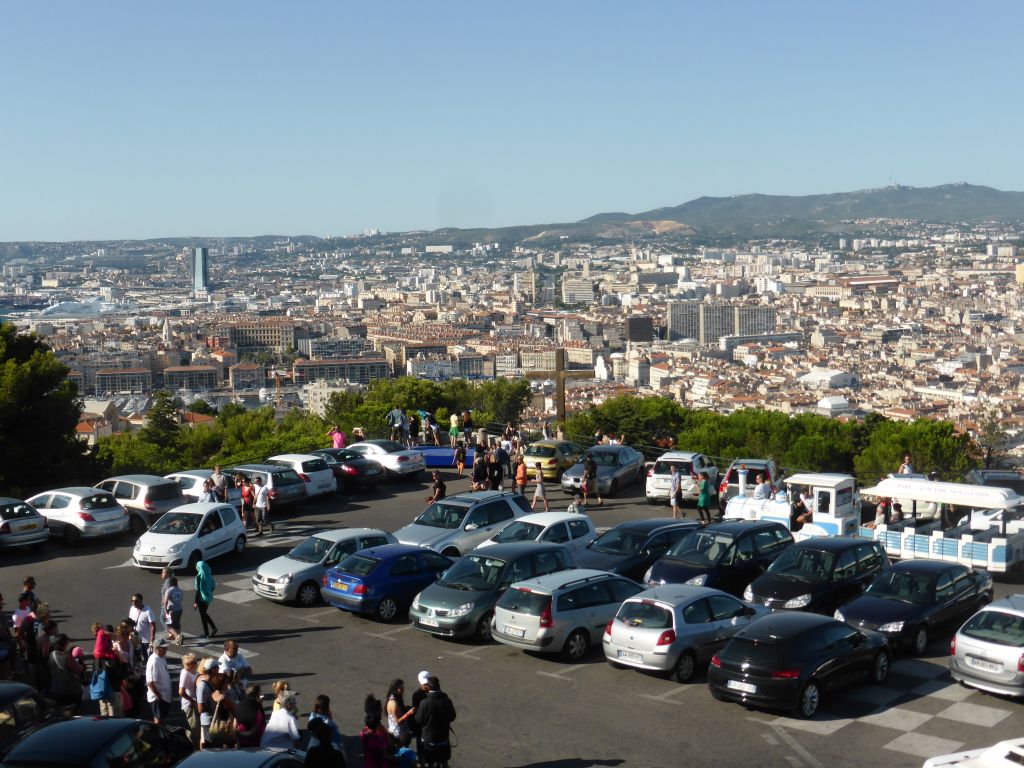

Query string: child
453 442 466 478
271 680 290 711
567 494 587 515
395 731 417 767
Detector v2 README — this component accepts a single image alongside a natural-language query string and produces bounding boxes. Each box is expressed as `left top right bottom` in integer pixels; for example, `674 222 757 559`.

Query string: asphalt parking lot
4 470 1022 768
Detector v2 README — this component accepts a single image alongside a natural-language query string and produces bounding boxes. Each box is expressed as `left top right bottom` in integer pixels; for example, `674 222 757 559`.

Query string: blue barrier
415 446 478 468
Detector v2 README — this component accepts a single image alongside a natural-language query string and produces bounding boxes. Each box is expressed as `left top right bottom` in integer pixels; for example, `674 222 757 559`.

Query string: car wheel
441 547 460 558
296 581 321 607
406 471 421 482
63 524 82 545
562 630 589 661
233 535 246 555
673 651 697 683
187 551 202 572
376 596 400 623
129 515 147 537
476 612 493 642
872 650 890 684
796 680 820 719
646 497 659 506
912 625 929 656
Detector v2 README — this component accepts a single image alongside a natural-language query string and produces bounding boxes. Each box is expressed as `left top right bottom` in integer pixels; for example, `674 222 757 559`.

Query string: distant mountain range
426 183 1024 244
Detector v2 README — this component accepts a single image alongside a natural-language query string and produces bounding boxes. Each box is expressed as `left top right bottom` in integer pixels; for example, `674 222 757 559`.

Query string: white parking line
750 718 824 768
366 626 411 641
639 684 691 705
105 558 135 569
534 663 589 681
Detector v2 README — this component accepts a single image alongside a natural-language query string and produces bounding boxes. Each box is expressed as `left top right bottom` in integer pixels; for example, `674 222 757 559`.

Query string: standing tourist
415 676 456 768
452 442 466 478
531 462 549 512
178 653 200 748
328 425 347 450
194 561 218 639
514 455 529 496
261 690 301 749
425 472 446 505
145 638 172 724
448 412 460 448
128 593 157 657
696 472 712 524
487 452 504 491
210 465 229 502
163 577 184 644
238 474 254 530
253 476 271 537
669 465 683 519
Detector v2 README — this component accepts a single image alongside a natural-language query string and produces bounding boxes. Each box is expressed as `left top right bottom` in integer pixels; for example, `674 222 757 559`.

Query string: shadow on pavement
504 760 625 768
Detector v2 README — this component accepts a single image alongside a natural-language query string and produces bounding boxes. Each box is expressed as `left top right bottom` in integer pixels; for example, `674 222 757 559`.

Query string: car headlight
167 543 185 554
411 593 421 610
278 574 293 585
743 584 754 602
833 609 845 622
448 602 474 618
784 594 812 609
134 539 142 551
878 621 905 633
686 574 708 586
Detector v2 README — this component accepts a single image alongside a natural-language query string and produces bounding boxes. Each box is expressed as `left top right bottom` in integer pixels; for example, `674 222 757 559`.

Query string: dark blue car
321 543 453 622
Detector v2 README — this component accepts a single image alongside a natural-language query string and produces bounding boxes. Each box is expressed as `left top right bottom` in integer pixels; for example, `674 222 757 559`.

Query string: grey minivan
95 474 185 534
409 542 574 642
394 491 532 557
227 464 308 508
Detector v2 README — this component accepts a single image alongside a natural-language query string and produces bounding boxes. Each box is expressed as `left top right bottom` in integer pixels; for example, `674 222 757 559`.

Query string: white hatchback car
25 487 130 544
133 502 246 571
477 512 597 554
267 454 337 499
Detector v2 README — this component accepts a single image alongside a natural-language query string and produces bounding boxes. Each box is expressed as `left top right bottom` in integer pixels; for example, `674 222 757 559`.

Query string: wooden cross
523 349 594 424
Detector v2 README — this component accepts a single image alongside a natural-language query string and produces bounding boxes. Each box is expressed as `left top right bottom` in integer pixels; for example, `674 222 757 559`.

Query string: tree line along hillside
0 320 1003 495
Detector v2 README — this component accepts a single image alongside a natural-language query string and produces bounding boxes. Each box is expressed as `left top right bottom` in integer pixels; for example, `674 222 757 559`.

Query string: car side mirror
743 606 756 616
639 548 651 559
465 523 478 532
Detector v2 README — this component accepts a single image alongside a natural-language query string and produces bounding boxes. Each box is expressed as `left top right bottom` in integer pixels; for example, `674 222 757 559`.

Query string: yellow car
523 440 586 481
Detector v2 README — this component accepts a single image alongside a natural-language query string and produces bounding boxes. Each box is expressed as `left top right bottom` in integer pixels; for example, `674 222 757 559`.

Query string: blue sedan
321 544 453 621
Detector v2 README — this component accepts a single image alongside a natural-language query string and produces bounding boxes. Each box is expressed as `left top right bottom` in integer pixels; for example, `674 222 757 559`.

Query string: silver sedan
561 446 647 497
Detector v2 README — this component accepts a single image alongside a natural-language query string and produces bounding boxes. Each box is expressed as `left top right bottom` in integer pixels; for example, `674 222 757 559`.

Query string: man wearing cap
415 675 456 768
146 638 172 724
411 670 432 761
196 658 219 745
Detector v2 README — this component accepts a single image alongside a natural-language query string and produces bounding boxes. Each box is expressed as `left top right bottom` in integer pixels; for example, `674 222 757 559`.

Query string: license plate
726 680 757 694
102 524 119 533
617 650 643 663
420 618 440 628
366 468 380 475
141 555 161 563
20 523 37 531
968 656 1002 672
332 582 349 592
504 625 526 638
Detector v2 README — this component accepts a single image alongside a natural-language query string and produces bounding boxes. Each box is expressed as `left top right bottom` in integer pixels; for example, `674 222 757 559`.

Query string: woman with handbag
261 690 300 749
234 684 267 748
204 666 237 749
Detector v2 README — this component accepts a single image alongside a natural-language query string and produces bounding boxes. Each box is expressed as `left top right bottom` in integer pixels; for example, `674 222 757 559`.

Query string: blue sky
1 1 1021 240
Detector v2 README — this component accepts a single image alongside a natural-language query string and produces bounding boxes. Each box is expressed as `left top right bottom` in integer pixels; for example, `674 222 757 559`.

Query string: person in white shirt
178 653 200 748
898 455 914 475
261 691 300 749
129 593 157 655
752 474 772 501
146 638 172 724
253 477 271 537
217 639 252 688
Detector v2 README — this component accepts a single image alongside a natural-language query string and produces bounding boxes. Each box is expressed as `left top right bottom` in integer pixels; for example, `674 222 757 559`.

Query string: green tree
975 407 1010 468
188 398 217 416
475 379 532 428
0 322 85 495
141 391 181 449
853 418 975 482
323 390 366 428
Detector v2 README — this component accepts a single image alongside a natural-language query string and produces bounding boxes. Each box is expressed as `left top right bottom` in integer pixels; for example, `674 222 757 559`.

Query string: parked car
95 474 185 532
717 458 781 513
226 464 308 508
477 512 597 554
707 612 890 718
133 502 246 570
310 448 385 492
963 468 1024 496
560 446 647 497
394 490 532 557
164 470 241 507
173 749 307 768
949 594 1024 697
0 682 55 760
24 487 129 544
267 454 337 499
0 499 49 550
574 519 698 582
493 569 644 660
346 440 426 480
409 543 575 642
645 451 719 506
836 560 993 655
644 520 793 596
523 440 586 481
744 537 889 615
253 528 396 606
322 543 453 621
604 585 770 682
0 717 193 768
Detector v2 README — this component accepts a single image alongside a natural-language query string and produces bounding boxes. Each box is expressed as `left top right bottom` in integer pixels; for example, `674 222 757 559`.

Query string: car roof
0 681 38 707
228 464 293 473
0 497 33 505
268 453 322 462
174 749 307 768
467 542 567 559
100 474 173 484
441 490 516 506
699 520 780 535
890 559 960 575
166 469 213 479
309 528 388 543
655 451 704 461
585 445 630 454
510 568 622 593
613 518 695 535
727 459 773 468
159 502 230 515
511 512 585 526
35 487 112 497
792 536 866 553
6 717 139 761
738 612 835 641
344 543 434 560
982 594 1024 618
527 440 576 448
629 584 734 605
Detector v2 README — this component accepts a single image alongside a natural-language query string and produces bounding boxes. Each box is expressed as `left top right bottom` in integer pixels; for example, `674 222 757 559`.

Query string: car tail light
143 500 156 511
719 481 728 495
321 574 329 586
950 637 956 655
605 620 613 636
1018 654 1024 673
78 512 96 522
710 655 721 668
269 489 279 499
772 669 801 679
299 473 311 482
656 630 676 646
547 459 557 465
397 455 409 463
539 599 553 628
0 522 9 534
353 584 367 595
342 465 359 475
647 468 653 477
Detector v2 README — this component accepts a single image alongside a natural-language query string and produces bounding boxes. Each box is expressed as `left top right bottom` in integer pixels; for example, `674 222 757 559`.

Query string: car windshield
150 513 201 535
961 610 1024 647
376 441 406 453
81 493 119 510
666 530 734 565
725 465 768 484
583 453 618 467
766 546 835 583
591 528 646 556
654 460 693 475
337 554 379 577
288 535 336 563
525 445 556 458
334 450 361 462
865 571 933 604
146 483 182 501
496 587 550 615
492 521 543 543
439 554 507 590
414 502 470 529
721 637 780 666
0 503 38 520
617 601 673 629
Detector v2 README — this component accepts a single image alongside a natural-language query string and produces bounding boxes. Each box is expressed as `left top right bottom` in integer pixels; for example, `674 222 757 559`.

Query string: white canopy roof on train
860 477 1021 510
